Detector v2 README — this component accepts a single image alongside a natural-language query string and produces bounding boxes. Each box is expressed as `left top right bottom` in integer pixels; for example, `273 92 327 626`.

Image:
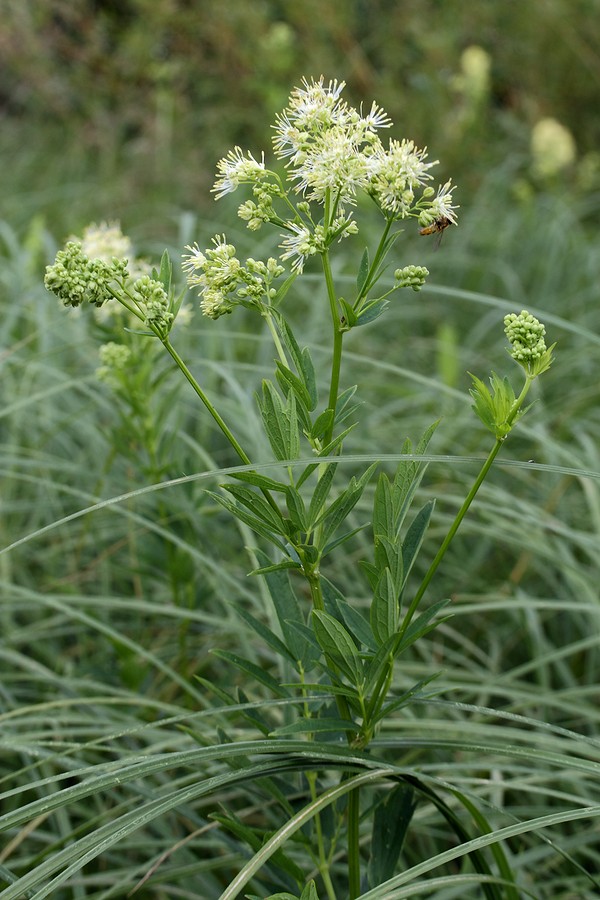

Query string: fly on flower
419 215 452 248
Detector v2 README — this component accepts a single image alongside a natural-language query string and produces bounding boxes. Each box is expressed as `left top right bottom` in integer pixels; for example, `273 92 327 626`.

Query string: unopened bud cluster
504 310 546 362
44 242 127 308
394 265 429 291
504 309 554 377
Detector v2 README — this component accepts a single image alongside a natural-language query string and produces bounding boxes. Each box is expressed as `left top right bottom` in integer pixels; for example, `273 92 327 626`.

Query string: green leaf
249 559 302 576
335 597 377 652
356 246 370 294
300 347 318 409
271 270 299 307
316 463 378 548
212 811 305 882
339 296 358 327
310 408 334 441
373 472 395 540
275 313 305 373
401 499 435 588
321 522 369 557
236 688 271 736
257 380 300 461
312 610 363 685
255 549 319 670
368 783 417 887
392 420 438 532
233 606 296 666
271 717 360 736
374 536 404 589
247 881 320 900
396 598 452 656
316 422 356 459
211 650 289 697
208 491 288 550
275 361 313 411
356 297 389 326
363 634 396 694
285 486 308 533
229 471 288 493
152 248 172 292
221 483 285 533
335 384 360 425
370 567 399 645
375 672 442 723
307 463 338 527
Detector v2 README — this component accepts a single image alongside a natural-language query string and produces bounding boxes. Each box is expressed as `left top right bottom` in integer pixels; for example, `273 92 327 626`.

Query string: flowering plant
45 78 553 899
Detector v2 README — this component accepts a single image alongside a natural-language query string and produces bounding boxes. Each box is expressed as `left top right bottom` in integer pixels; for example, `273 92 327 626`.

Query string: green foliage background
2 2 600 897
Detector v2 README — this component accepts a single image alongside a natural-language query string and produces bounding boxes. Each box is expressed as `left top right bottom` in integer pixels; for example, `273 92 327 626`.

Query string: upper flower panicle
272 77 348 160
271 76 395 207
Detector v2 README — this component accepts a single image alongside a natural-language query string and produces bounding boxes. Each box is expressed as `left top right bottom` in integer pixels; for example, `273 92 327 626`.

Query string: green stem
400 374 534 639
321 250 344 446
367 374 536 727
347 786 361 899
307 563 362 893
400 437 503 637
354 217 393 314
161 337 252 466
262 307 290 367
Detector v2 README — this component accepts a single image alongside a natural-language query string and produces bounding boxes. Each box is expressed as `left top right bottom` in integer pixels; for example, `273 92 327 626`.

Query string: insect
419 215 452 248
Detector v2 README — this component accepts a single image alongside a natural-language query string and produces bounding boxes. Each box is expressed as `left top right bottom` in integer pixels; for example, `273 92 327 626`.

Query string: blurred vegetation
2 0 600 238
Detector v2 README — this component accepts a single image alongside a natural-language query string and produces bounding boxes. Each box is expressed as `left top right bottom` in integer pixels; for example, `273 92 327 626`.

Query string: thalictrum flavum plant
45 77 554 899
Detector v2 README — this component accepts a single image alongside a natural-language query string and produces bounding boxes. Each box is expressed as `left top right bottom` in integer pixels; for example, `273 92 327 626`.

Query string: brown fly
419 215 452 248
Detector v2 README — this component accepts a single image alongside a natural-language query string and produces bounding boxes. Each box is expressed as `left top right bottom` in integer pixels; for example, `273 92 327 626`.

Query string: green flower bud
44 242 127 308
394 264 429 291
504 309 555 377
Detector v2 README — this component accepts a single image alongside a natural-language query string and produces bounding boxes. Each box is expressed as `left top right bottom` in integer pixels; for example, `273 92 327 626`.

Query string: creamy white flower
78 221 132 262
212 146 266 199
427 180 459 225
366 139 437 216
279 223 322 273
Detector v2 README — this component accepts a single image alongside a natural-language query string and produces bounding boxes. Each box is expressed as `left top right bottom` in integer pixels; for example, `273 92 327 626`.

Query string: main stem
321 250 344 447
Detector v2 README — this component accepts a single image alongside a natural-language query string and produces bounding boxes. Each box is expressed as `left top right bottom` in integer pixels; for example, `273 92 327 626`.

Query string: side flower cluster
44 241 128 308
182 236 284 319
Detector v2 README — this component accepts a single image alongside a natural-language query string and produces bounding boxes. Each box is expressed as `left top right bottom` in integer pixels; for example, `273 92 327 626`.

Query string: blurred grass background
2 2 600 896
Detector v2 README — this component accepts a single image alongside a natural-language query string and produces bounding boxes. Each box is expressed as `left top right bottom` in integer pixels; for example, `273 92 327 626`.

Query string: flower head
367 138 436 217
132 275 173 336
212 147 268 199
394 265 429 291
272 76 392 207
418 180 459 228
44 241 128 308
183 235 284 318
504 310 554 376
78 221 132 262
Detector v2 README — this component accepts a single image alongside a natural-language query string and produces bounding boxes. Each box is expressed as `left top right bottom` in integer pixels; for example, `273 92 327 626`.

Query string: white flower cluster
182 236 284 319
186 77 458 312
